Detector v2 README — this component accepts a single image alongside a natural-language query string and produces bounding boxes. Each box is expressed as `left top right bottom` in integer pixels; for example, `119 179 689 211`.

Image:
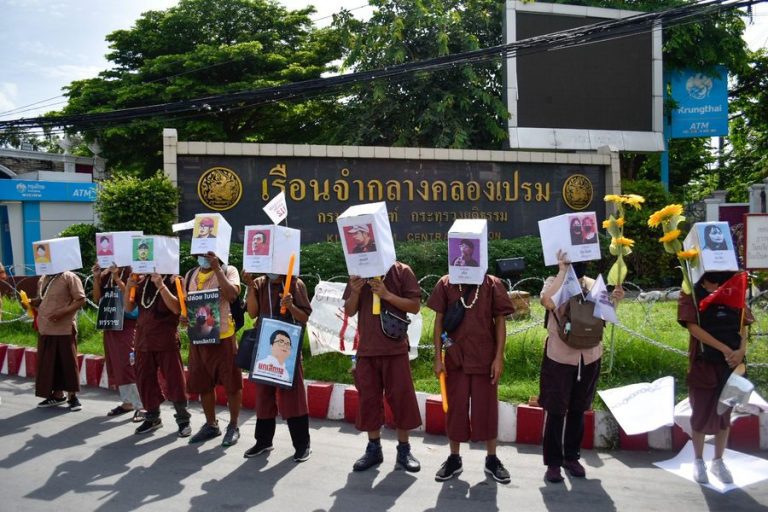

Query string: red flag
698 272 747 312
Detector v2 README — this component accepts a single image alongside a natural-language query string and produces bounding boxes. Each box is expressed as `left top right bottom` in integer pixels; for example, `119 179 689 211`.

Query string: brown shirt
427 275 514 374
252 276 312 325
185 266 240 334
134 276 180 352
677 292 753 364
342 262 421 357
37 271 85 336
541 275 602 366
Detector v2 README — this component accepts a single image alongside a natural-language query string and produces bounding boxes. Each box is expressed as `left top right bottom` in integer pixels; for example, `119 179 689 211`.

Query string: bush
95 171 179 235
621 180 679 288
59 223 98 270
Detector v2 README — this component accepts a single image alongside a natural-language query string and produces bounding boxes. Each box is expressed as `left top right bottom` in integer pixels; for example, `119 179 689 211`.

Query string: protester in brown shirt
125 273 191 437
242 271 313 462
183 252 242 447
342 261 422 473
678 271 752 485
428 274 514 483
93 263 143 421
34 271 85 411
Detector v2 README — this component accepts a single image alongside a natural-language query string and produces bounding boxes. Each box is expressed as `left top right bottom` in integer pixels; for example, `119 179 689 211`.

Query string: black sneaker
221 424 240 447
293 445 311 463
396 443 421 472
244 441 274 458
67 397 82 412
177 422 192 438
135 418 162 435
435 454 463 481
37 397 66 408
353 441 383 472
484 455 511 484
189 422 222 444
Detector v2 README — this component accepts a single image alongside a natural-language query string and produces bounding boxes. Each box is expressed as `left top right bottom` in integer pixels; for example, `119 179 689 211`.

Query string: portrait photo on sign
246 229 270 256
34 243 51 263
250 318 302 388
449 238 480 267
698 223 732 251
96 235 114 256
186 290 221 345
193 216 218 239
343 224 377 254
133 238 154 262
568 213 599 246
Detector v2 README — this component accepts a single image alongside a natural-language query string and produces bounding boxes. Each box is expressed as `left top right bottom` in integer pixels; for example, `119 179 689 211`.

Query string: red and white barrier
1 345 766 451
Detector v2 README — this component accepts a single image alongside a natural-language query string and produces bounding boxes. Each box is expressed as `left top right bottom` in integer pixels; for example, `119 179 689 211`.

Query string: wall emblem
562 174 593 211
197 167 242 211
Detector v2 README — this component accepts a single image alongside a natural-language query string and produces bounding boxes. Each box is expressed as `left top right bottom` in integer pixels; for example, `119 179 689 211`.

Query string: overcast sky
0 0 764 122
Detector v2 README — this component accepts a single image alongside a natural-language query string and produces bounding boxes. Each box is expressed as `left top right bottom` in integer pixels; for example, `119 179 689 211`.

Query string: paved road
1 377 766 512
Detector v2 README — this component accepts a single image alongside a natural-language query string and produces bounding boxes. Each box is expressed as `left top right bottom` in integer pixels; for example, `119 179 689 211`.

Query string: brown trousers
135 350 187 412
254 363 308 420
35 334 80 398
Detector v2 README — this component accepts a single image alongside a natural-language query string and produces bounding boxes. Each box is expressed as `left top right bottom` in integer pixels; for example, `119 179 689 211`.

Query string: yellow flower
612 237 635 247
604 194 623 203
658 229 681 243
648 204 684 228
677 248 699 260
623 194 645 209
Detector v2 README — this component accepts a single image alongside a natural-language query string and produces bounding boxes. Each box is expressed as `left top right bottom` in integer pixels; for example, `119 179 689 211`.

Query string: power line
1 0 762 133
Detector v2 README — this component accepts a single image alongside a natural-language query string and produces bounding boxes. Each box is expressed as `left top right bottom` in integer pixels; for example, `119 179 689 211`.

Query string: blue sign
667 66 729 139
0 179 97 202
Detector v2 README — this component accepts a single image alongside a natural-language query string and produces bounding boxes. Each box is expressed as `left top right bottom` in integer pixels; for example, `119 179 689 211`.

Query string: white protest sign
263 191 288 225
307 281 420 360
597 376 674 435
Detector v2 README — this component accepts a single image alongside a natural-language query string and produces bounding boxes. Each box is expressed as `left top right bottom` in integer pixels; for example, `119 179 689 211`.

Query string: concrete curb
2 342 764 451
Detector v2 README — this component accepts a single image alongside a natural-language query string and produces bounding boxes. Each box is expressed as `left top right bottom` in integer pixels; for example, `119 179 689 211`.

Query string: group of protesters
27 215 746 486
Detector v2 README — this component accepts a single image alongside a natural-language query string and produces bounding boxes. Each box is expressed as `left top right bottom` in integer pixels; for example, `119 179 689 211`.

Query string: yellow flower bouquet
647 203 697 293
603 194 645 286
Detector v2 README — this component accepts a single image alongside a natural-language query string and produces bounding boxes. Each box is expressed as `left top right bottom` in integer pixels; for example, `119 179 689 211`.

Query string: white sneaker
693 459 709 484
710 458 733 484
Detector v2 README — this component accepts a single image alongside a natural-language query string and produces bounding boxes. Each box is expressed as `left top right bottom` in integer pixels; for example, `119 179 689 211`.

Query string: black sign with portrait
178 156 606 243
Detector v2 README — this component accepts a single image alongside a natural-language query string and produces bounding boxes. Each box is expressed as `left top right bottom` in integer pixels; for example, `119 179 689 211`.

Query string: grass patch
2 295 766 408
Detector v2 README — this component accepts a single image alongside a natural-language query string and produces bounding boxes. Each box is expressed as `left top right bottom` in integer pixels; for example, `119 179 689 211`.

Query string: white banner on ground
675 391 768 438
598 376 674 435
307 281 421 360
654 440 768 493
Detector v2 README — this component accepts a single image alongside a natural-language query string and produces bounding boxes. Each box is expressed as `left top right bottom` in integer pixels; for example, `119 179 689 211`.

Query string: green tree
720 48 768 201
329 0 508 149
95 172 180 235
55 0 341 176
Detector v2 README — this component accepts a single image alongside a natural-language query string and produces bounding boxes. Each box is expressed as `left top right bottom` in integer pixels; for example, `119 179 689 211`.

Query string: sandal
107 405 133 417
132 410 147 423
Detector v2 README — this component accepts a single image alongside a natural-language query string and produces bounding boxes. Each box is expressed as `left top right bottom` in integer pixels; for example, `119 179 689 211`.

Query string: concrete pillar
598 145 621 196
5 203 26 276
163 128 179 186
704 191 727 222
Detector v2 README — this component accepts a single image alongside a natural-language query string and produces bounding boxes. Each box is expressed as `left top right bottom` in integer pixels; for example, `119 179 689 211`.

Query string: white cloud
0 83 19 112
39 64 103 81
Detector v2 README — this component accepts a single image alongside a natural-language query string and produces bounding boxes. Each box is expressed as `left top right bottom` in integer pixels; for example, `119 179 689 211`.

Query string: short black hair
270 329 292 347
459 239 474 249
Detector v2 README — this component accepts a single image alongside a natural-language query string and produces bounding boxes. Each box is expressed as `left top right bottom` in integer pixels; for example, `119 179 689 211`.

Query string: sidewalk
1 377 766 512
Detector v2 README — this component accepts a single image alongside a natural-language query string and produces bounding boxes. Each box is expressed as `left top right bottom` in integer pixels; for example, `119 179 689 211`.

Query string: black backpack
185 267 245 333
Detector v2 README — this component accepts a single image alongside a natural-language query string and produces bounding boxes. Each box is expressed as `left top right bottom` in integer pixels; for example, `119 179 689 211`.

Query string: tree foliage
328 0 508 149
95 172 179 235
55 0 341 176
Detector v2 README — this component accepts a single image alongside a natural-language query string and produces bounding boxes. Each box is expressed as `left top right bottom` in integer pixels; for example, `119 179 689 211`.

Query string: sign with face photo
186 289 221 345
33 237 83 275
337 202 396 278
249 317 302 389
96 231 142 268
538 212 602 266
683 221 738 285
131 237 155 273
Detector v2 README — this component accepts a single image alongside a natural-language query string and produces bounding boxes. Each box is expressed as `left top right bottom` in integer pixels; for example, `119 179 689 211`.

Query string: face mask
198 256 211 269
266 273 279 281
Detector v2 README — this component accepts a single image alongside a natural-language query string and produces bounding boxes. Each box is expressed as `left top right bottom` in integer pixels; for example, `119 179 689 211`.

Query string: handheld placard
175 276 187 317
280 253 296 315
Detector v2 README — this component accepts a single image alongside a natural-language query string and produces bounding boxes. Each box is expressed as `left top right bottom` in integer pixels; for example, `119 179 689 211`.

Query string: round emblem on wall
197 167 243 211
562 174 593 211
